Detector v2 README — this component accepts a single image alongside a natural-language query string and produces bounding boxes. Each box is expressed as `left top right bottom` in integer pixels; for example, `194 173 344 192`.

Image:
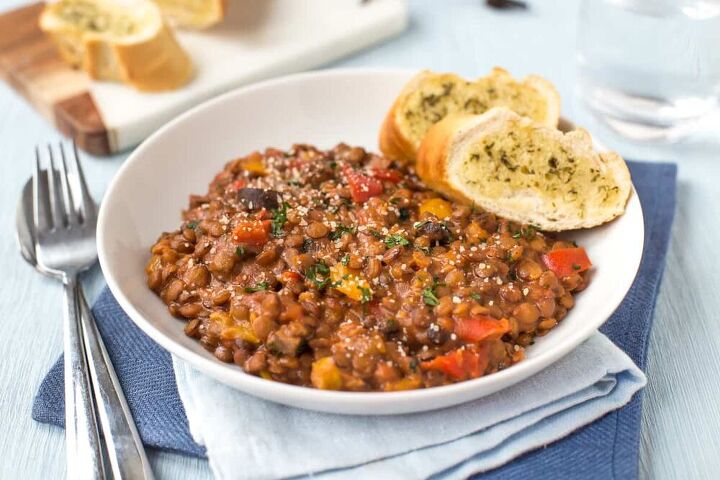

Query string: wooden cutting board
0 0 407 156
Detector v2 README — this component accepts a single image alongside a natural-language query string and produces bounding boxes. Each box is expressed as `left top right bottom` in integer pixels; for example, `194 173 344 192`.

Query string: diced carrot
455 316 510 343
232 219 271 245
542 247 592 278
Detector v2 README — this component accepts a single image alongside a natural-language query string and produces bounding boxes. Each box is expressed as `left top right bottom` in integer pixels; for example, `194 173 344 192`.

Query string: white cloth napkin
173 333 645 480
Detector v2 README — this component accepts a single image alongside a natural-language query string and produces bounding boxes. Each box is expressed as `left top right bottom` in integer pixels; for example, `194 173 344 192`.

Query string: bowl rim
97 67 644 410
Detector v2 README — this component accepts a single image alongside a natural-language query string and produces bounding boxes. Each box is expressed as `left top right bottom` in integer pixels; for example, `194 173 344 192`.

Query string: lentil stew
145 144 591 391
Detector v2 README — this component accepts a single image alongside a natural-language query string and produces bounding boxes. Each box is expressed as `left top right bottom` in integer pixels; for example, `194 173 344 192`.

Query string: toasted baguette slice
152 0 227 29
416 108 632 231
40 0 193 91
380 67 561 164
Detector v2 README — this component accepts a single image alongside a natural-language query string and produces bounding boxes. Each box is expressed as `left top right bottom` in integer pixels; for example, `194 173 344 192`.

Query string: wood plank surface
0 2 111 154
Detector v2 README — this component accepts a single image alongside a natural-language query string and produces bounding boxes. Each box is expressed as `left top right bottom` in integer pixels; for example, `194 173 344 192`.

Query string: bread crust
153 0 227 29
40 0 193 92
380 68 561 165
417 108 632 231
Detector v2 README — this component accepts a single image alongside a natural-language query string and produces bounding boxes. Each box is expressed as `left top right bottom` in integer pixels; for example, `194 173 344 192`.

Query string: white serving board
92 0 408 152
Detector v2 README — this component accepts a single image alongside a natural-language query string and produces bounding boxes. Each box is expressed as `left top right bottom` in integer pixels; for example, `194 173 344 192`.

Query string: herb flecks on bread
417 108 632 231
40 0 193 91
380 68 560 164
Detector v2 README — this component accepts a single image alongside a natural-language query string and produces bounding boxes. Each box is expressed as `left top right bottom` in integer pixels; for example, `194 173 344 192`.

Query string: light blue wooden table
1 1 718 478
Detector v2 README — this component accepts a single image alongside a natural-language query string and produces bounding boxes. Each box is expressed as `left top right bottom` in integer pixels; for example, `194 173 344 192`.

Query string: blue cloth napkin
33 161 677 479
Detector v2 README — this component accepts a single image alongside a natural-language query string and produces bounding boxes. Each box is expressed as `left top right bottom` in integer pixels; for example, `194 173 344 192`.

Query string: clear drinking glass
576 0 720 140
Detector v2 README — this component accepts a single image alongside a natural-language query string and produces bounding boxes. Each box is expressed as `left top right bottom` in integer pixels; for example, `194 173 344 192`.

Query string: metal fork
33 143 153 480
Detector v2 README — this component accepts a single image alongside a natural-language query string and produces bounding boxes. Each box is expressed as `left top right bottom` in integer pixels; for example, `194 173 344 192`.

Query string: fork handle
78 286 155 480
62 275 105 480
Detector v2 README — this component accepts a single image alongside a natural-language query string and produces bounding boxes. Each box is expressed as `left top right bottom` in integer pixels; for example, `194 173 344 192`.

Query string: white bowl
98 68 644 415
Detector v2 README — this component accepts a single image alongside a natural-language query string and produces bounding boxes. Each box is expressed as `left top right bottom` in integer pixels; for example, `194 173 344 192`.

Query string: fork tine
33 146 51 233
46 144 67 229
68 142 96 222
58 143 79 225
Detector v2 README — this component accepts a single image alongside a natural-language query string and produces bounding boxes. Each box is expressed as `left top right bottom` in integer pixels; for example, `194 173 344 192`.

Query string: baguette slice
416 108 632 231
380 67 560 164
152 0 227 29
40 0 193 91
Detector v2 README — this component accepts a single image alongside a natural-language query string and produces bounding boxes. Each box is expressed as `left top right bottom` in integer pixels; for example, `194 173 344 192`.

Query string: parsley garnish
329 224 356 240
305 261 332 289
235 246 245 257
422 287 440 306
398 207 411 221
512 232 522 239
359 287 373 304
572 263 581 271
245 281 269 293
369 229 384 239
329 161 337 169
414 245 431 255
271 202 289 237
384 233 410 248
413 220 430 230
471 293 482 303
186 221 198 229
422 278 444 306
287 179 302 187
341 254 350 266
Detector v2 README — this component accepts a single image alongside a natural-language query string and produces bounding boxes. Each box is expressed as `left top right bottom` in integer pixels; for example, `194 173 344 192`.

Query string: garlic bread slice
416 108 632 231
380 67 560 164
152 0 226 29
40 0 193 91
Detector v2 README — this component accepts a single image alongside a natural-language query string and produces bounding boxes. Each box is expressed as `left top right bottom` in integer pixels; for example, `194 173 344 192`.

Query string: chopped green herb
512 232 522 239
471 293 482 303
369 229 384 239
398 207 411 221
572 263 581 271
359 287 373 304
329 161 337 169
422 287 440 306
245 281 269 293
341 254 350 266
235 246 245 257
413 220 430 230
389 197 402 205
186 221 198 229
305 261 331 289
384 233 410 248
287 179 302 187
271 202 290 237
329 224 356 240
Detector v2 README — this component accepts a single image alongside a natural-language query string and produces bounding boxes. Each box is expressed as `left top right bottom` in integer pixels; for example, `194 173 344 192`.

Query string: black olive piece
427 325 449 345
237 188 280 211
416 221 452 245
